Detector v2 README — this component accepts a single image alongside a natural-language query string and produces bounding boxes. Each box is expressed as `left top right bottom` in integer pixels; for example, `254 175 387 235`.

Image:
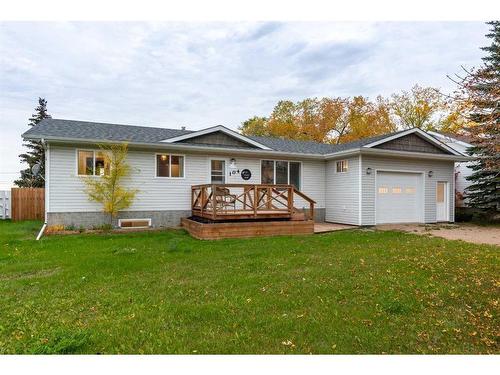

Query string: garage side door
376 171 423 224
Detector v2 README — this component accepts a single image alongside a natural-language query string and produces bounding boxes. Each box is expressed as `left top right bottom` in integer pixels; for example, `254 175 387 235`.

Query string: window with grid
77 150 110 176
156 154 184 178
336 160 348 173
260 160 301 189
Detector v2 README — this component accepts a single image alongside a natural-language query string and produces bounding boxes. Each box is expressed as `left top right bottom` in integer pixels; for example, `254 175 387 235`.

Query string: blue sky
0 22 489 188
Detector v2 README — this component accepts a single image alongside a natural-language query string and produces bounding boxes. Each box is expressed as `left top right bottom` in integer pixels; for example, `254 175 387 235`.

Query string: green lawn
0 220 498 354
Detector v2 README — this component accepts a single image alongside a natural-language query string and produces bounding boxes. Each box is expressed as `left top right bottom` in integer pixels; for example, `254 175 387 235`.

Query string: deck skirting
181 217 314 240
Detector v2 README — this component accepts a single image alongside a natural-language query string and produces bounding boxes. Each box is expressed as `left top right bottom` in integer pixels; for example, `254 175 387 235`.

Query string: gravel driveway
377 223 500 246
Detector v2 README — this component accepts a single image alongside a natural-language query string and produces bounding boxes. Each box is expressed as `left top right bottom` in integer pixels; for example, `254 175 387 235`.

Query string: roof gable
177 130 259 149
372 133 448 154
363 128 461 156
162 125 272 150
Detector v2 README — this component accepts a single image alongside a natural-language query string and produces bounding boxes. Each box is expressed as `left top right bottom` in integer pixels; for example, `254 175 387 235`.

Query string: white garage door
376 171 423 224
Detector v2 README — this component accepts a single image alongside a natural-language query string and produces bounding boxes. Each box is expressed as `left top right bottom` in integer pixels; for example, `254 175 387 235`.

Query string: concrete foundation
47 208 325 229
47 210 191 229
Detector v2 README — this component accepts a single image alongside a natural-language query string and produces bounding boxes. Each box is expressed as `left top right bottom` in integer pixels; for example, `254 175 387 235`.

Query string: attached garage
322 128 467 226
375 171 424 224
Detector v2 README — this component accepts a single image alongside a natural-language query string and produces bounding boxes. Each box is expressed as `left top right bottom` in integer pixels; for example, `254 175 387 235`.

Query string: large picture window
261 160 301 189
77 150 110 176
156 154 184 178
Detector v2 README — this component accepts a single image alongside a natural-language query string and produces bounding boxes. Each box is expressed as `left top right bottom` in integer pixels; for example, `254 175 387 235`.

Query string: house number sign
240 169 252 181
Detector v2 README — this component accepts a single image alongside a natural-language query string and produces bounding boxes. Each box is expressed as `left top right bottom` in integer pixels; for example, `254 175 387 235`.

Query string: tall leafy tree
15 98 51 187
239 96 396 144
389 84 447 130
240 116 268 136
456 21 500 218
342 96 396 143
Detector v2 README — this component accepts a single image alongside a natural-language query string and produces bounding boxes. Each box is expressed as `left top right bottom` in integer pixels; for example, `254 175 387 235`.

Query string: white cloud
0 21 488 189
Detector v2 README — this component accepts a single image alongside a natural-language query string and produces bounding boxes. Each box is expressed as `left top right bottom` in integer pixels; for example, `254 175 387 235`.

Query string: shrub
92 223 113 231
45 225 65 234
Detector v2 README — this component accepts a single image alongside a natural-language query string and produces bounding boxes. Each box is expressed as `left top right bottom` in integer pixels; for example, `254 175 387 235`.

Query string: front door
210 160 225 184
436 181 449 222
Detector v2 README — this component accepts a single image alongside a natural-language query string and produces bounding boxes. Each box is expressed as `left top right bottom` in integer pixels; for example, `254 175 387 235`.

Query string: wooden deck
191 184 315 221
181 217 314 240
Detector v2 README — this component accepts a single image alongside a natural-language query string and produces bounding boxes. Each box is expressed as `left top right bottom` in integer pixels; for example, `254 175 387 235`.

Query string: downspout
358 154 362 226
36 138 48 241
36 223 47 241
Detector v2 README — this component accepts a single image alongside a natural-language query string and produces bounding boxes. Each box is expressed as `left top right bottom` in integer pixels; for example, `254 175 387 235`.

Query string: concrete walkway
314 222 357 233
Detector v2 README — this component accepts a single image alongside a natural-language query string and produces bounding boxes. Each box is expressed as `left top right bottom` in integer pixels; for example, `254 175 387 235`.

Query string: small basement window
118 218 152 229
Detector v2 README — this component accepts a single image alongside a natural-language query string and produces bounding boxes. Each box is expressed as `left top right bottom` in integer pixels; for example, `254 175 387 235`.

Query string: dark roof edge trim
29 135 325 159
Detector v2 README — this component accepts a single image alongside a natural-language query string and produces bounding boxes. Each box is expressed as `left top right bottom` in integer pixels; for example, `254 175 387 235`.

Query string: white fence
1 190 11 219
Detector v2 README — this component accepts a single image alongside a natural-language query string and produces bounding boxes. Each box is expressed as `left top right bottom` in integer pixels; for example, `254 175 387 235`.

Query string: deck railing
191 184 315 221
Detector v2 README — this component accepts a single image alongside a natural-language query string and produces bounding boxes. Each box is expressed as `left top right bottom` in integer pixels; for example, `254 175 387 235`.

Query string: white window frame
76 149 109 177
260 159 302 190
118 218 152 229
336 159 348 173
208 158 227 184
155 153 186 179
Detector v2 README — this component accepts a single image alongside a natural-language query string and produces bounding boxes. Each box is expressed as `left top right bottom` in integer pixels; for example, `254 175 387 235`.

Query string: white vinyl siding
325 156 360 225
298 160 325 210
48 145 208 212
47 145 325 213
361 156 455 225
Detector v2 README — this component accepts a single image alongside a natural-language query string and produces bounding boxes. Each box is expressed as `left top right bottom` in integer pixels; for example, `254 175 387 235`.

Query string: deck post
266 187 272 210
191 187 194 214
200 186 204 217
212 184 217 220
253 185 257 218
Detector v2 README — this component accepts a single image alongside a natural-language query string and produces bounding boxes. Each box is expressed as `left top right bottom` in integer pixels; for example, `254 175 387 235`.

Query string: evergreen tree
14 98 52 187
462 21 500 219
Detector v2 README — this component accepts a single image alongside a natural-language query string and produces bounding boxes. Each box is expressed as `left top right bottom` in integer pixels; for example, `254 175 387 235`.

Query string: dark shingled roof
22 118 192 143
23 118 407 155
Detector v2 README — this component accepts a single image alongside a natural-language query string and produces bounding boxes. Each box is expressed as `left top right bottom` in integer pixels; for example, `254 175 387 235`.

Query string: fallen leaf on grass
282 340 295 348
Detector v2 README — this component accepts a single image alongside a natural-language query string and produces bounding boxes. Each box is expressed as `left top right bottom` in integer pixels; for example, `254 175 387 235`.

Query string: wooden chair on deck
214 187 236 211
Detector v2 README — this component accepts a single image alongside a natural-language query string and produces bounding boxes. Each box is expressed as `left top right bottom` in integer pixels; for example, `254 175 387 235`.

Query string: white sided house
22 119 470 228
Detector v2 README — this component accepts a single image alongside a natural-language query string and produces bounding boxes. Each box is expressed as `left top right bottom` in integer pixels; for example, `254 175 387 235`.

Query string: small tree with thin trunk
82 143 138 226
